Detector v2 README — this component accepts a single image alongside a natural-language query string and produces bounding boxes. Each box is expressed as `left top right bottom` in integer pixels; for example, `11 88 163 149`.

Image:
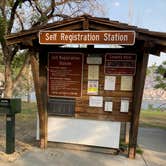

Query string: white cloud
112 1 120 7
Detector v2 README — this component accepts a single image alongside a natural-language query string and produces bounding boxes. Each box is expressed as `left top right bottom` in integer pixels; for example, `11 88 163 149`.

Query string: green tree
154 61 166 90
0 0 104 148
0 0 104 97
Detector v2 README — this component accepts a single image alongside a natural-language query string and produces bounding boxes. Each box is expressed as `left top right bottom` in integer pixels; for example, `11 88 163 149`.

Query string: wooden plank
128 50 149 158
48 142 119 155
75 113 131 122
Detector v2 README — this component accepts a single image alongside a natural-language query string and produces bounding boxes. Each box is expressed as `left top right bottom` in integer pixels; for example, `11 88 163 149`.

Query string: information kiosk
6 15 166 158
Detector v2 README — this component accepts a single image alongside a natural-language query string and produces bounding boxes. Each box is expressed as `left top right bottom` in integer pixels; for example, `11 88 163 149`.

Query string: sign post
0 98 21 154
6 114 15 154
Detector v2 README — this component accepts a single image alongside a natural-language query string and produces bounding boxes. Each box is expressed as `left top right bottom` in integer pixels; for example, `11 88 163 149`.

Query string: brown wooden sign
48 52 83 97
105 53 137 75
39 31 135 45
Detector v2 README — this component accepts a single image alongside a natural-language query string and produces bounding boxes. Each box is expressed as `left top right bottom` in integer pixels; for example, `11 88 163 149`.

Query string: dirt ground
0 113 37 162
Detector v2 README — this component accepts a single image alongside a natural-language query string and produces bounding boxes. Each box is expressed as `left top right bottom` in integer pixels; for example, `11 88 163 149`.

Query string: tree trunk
4 62 13 98
1 41 13 98
29 51 47 148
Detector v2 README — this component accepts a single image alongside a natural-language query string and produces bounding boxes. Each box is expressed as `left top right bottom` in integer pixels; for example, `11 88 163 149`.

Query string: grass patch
16 102 37 120
120 141 143 154
140 110 166 130
136 146 143 155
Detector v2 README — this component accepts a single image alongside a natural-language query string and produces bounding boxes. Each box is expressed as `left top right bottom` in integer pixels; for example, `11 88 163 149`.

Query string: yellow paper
87 80 98 95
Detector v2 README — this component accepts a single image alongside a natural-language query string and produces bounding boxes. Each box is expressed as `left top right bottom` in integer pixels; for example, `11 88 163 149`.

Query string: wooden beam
128 49 149 158
83 17 89 30
30 50 47 148
125 122 130 144
39 47 48 148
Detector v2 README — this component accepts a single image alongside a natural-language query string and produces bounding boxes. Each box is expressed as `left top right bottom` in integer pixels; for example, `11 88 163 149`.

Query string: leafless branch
7 0 20 34
15 11 24 31
46 0 55 19
7 0 34 33
32 0 43 15
49 13 71 20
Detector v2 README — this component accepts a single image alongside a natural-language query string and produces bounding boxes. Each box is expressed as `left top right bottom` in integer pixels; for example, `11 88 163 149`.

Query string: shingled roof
6 15 166 55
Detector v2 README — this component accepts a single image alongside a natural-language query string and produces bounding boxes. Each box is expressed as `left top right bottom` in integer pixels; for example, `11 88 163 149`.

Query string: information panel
48 52 83 97
105 53 137 75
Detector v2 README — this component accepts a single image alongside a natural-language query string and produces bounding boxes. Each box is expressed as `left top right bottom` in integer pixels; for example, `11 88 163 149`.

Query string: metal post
6 114 15 154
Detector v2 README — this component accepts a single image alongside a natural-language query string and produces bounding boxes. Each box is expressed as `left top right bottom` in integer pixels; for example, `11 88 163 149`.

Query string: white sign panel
120 99 129 112
44 117 121 149
104 76 116 90
121 76 133 91
89 96 103 107
88 65 99 80
104 101 113 112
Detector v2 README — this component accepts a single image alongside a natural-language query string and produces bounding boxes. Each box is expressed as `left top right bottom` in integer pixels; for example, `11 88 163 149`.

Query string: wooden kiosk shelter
6 15 166 158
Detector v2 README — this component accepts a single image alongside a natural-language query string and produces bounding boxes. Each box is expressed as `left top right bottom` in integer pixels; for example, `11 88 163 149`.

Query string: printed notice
89 96 103 107
87 57 102 64
48 52 83 97
121 76 133 91
87 80 98 95
120 99 129 112
104 102 113 112
88 65 99 80
104 76 116 90
105 53 136 75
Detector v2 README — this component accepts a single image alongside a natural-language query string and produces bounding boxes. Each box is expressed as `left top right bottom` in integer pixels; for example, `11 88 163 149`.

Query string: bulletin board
47 51 136 122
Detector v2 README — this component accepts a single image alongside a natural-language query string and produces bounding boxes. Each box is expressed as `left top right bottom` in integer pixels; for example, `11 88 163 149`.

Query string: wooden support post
125 122 130 144
30 50 47 149
128 51 149 159
39 47 48 148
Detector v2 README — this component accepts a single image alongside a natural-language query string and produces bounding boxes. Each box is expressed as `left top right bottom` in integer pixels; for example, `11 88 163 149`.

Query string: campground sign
39 31 135 45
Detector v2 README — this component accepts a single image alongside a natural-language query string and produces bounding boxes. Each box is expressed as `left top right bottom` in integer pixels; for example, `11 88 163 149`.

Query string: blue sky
101 0 166 66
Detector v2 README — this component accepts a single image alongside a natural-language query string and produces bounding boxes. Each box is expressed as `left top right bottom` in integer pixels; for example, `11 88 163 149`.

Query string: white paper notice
89 96 103 107
104 76 116 90
121 76 133 91
87 57 102 64
88 65 99 80
120 99 129 112
104 102 113 112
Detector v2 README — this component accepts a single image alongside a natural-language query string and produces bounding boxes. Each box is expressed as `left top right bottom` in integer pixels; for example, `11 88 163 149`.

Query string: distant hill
143 66 166 100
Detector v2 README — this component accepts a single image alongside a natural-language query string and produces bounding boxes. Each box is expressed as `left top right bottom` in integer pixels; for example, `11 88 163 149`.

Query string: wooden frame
5 15 166 159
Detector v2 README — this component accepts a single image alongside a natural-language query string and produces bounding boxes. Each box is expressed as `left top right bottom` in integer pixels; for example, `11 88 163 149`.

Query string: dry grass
140 110 166 130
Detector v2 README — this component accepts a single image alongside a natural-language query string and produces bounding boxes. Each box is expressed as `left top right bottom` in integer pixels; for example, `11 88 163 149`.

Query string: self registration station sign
39 31 135 45
38 30 137 154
